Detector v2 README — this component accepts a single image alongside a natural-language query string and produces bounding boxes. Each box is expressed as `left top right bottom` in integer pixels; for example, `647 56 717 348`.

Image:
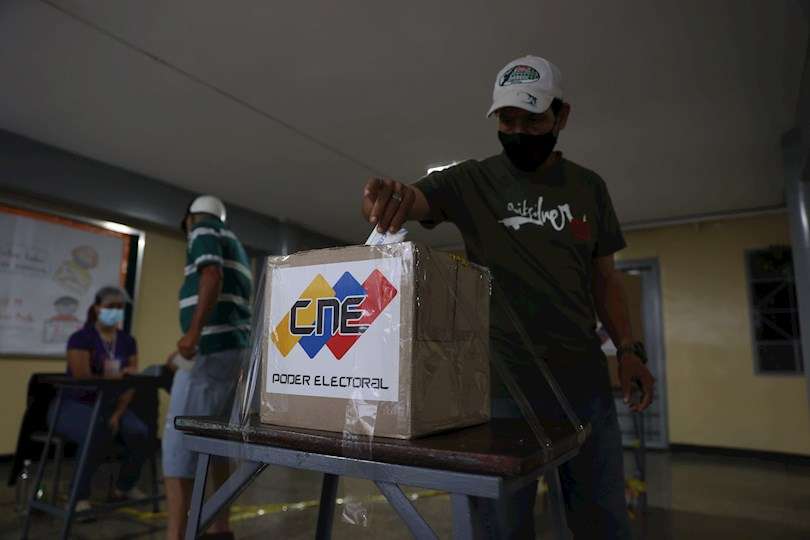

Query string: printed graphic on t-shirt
499 197 588 237
570 216 591 241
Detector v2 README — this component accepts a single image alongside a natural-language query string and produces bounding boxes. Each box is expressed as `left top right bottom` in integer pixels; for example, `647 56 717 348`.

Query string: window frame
745 247 805 376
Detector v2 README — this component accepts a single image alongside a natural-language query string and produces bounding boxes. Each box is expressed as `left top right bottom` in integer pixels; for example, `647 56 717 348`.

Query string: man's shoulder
437 157 487 177
416 158 483 192
437 154 506 173
188 219 222 244
478 153 512 172
479 153 605 185
444 154 509 180
189 220 244 245
561 157 605 187
194 217 224 228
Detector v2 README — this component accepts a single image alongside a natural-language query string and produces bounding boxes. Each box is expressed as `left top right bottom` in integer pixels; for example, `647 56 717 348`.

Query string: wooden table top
175 414 588 476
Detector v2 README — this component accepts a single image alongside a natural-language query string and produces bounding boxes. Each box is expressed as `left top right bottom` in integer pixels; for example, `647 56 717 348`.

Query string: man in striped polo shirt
163 195 252 540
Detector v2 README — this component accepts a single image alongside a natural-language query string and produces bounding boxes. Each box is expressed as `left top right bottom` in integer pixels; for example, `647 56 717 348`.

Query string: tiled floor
2 450 809 539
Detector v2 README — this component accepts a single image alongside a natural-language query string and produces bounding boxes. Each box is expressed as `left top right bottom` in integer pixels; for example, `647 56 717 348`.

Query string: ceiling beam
0 129 339 254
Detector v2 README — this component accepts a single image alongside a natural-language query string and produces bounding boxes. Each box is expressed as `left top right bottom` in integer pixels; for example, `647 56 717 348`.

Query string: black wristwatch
617 341 648 364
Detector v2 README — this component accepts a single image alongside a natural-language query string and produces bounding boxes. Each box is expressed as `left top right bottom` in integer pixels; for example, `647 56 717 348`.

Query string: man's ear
557 102 571 132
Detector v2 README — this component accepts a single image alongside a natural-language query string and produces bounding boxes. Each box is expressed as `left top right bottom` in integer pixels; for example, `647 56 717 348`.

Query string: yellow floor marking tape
88 478 643 526
115 489 449 525
626 478 647 494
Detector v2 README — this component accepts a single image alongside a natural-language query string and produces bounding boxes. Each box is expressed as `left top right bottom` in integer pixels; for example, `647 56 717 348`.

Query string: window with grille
746 246 804 374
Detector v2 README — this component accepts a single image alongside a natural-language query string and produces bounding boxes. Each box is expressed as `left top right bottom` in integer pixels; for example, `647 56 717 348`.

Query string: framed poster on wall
0 201 144 357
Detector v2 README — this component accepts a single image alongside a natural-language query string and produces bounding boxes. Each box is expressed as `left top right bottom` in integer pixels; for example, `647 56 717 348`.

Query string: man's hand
362 177 417 233
177 331 200 360
619 353 655 413
164 350 179 372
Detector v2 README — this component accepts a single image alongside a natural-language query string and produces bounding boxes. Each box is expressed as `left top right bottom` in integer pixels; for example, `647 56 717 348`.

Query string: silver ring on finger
391 192 403 203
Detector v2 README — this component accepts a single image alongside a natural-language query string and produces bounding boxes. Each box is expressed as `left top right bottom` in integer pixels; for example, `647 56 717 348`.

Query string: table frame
182 432 577 540
20 378 164 540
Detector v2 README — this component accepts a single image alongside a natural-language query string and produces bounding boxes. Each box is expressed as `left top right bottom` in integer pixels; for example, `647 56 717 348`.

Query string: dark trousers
48 398 149 500
481 392 632 539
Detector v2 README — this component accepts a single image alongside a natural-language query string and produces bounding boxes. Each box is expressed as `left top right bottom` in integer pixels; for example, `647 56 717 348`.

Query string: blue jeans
48 398 149 500
483 393 632 539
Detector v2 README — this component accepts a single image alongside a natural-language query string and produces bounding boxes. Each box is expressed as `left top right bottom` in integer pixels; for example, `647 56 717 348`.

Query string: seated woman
48 285 149 512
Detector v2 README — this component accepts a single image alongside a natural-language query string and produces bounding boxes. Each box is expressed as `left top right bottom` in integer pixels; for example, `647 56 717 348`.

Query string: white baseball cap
188 195 227 222
181 195 227 231
486 55 563 117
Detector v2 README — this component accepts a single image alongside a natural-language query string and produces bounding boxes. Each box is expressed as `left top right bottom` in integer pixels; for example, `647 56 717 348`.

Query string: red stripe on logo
326 270 398 359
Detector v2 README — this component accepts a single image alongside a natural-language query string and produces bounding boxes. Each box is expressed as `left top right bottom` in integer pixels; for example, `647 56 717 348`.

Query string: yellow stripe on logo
272 274 335 357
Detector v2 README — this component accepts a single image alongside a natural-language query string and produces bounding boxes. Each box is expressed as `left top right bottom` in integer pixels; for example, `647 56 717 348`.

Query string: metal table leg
544 467 570 540
150 455 160 513
185 453 211 540
60 389 105 540
198 460 265 532
178 433 583 539
20 389 63 540
375 481 438 540
451 493 478 540
637 410 647 514
315 473 339 540
51 437 64 504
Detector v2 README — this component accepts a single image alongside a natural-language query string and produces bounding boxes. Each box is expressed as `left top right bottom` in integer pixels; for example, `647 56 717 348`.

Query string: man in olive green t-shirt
360 56 654 539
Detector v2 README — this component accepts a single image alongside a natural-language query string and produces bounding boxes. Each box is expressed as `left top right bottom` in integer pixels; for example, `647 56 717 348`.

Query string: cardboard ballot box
260 242 491 439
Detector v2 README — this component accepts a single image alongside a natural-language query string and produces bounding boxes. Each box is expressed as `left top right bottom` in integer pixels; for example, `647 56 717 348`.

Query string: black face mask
498 130 558 172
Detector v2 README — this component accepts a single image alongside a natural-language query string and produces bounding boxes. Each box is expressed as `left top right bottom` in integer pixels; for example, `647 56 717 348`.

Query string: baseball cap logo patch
500 65 541 86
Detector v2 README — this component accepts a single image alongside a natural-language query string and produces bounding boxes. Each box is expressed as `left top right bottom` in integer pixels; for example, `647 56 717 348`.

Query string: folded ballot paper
364 226 409 246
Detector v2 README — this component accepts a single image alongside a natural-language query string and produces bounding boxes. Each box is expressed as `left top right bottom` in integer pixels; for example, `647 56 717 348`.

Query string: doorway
603 258 669 449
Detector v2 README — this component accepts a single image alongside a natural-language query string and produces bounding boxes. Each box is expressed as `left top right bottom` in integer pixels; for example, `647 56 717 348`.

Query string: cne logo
272 269 397 360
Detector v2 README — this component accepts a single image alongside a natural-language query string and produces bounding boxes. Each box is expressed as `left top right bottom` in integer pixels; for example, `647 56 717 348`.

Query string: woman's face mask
98 307 124 327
